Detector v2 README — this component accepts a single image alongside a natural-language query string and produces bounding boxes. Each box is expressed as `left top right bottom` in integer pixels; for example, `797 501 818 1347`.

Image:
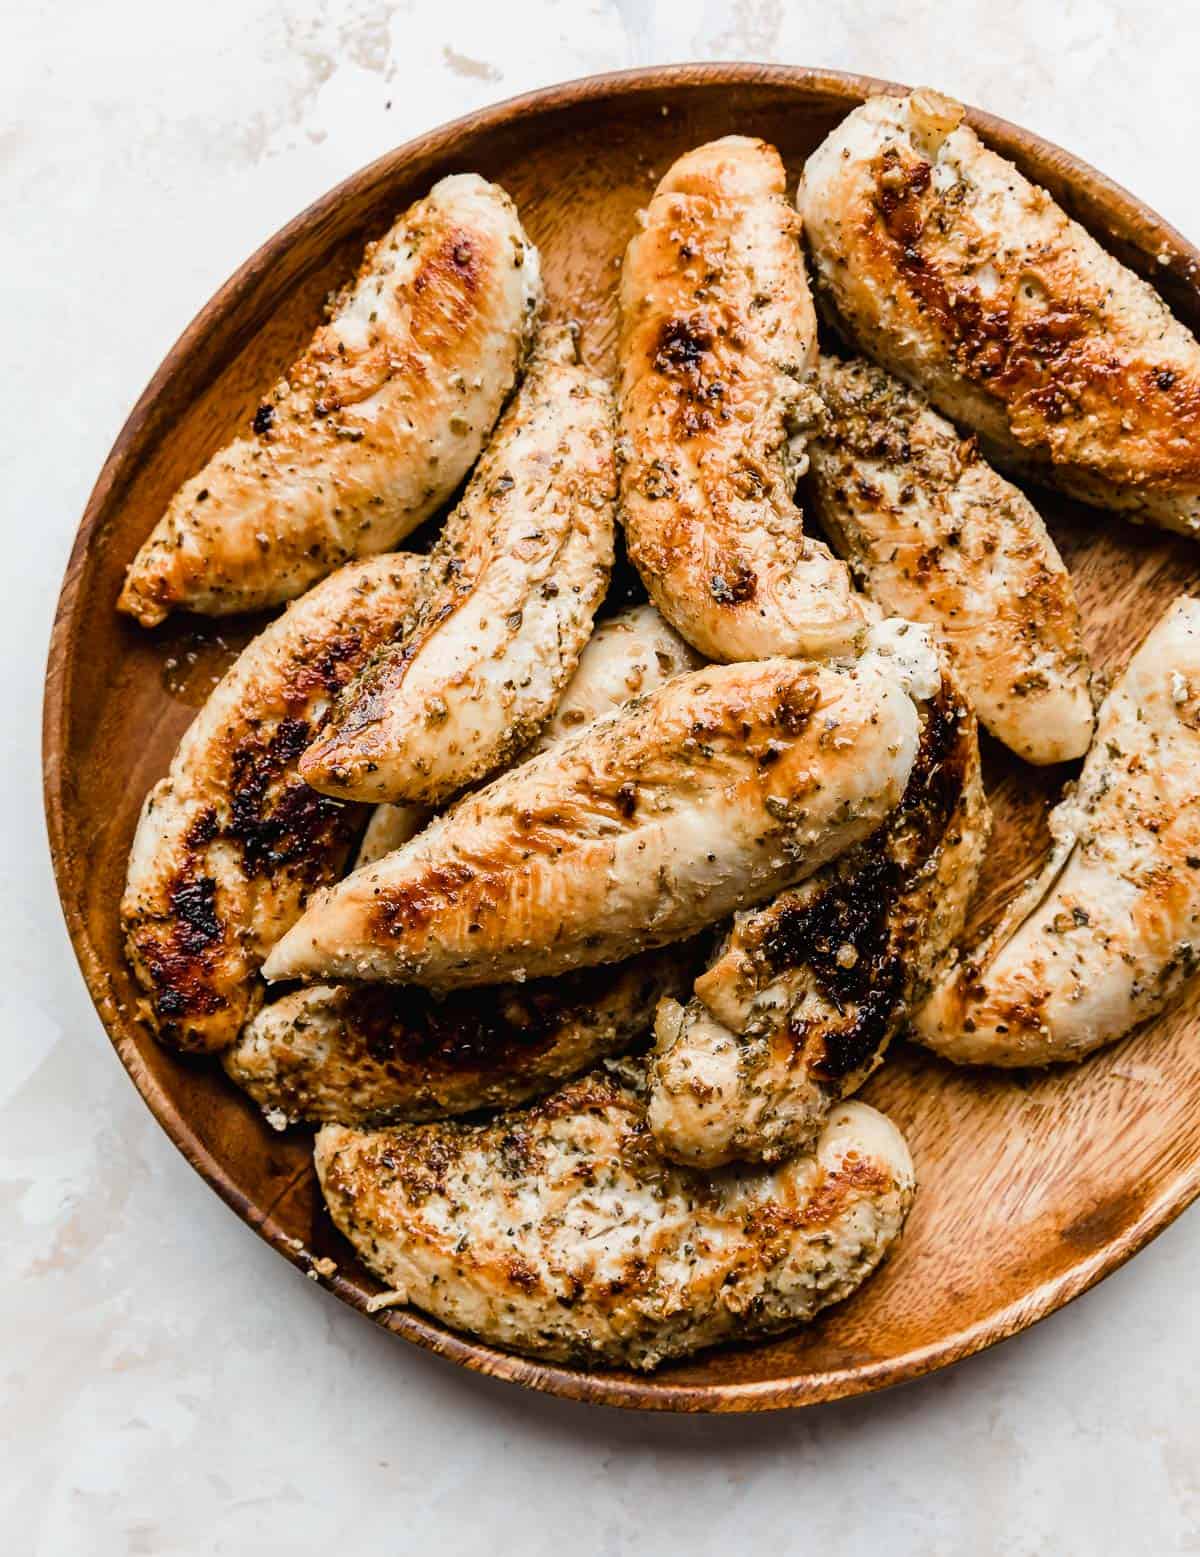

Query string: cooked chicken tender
301 325 615 804
915 596 1200 1065
808 354 1093 764
650 655 989 1167
799 91 1200 535
315 1061 915 1369
534 603 703 744
119 175 541 625
350 604 699 868
225 947 693 1127
618 136 864 660
122 554 424 1051
264 655 923 989
354 802 429 868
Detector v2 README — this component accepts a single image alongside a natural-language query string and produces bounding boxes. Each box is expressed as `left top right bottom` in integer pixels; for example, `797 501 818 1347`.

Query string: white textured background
7 3 1200 1552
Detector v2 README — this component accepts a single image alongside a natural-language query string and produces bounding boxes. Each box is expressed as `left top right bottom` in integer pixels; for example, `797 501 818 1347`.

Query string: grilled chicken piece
799 91 1200 535
225 947 694 1127
119 175 541 626
808 355 1093 765
122 554 424 1052
915 596 1200 1065
265 652 924 990
350 604 700 869
315 1060 915 1369
650 663 988 1166
618 136 864 661
534 602 704 744
355 802 429 868
232 606 703 1127
301 325 615 804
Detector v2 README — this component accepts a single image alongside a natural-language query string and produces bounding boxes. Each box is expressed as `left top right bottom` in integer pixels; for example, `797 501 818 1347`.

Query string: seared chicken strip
915 596 1200 1065
650 661 988 1166
618 136 864 660
265 654 923 989
800 91 1200 535
534 602 704 743
225 947 693 1127
231 606 703 1127
122 554 424 1051
350 604 700 868
301 325 615 804
316 1060 915 1369
119 175 541 625
808 355 1093 764
354 802 429 868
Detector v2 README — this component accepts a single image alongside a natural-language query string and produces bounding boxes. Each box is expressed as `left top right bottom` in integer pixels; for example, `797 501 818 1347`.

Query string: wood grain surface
43 64 1200 1412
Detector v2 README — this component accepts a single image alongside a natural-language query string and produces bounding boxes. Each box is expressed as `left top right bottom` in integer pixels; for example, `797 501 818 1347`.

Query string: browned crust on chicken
225 944 696 1127
650 667 990 1165
122 554 424 1051
119 175 541 625
799 91 1200 534
263 656 922 990
618 136 864 660
808 354 1093 764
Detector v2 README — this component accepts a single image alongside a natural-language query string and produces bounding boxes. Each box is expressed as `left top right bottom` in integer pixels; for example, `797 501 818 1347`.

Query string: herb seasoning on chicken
808 354 1093 765
800 90 1200 535
264 654 924 990
301 324 615 805
315 1059 915 1370
618 136 864 660
915 595 1200 1064
120 175 541 624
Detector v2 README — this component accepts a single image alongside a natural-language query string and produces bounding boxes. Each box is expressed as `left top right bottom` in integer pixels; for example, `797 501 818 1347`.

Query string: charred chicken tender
300 324 615 805
225 945 695 1128
915 595 1200 1066
799 90 1200 535
650 655 989 1168
119 174 541 626
808 354 1094 765
315 1060 915 1370
122 554 424 1052
618 135 864 661
350 604 699 870
264 653 925 990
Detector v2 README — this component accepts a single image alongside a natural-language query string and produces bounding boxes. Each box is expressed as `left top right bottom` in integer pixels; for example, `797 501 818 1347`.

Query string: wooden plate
44 64 1200 1412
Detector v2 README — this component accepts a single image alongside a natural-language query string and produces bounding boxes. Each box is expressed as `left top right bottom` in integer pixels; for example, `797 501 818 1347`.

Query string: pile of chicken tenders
117 88 1200 1371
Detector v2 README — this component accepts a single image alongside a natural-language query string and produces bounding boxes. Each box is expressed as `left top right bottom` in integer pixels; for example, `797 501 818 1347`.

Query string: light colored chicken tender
264 655 923 990
122 554 423 1052
301 324 615 804
534 603 703 745
120 174 541 625
800 90 1200 535
915 595 1200 1065
315 1060 915 1370
808 354 1093 764
618 135 864 661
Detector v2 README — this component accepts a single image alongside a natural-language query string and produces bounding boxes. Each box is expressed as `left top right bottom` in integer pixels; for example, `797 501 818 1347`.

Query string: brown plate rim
43 61 1200 1413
